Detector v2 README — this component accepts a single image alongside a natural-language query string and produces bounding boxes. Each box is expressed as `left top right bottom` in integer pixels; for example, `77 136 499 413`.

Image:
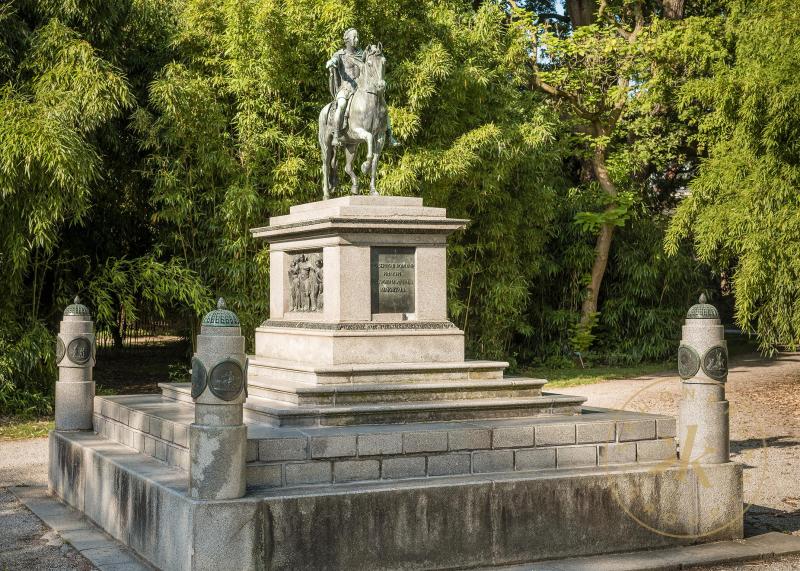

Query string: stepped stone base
50 429 743 571
92 394 682 490
160 382 587 427
247 356 507 385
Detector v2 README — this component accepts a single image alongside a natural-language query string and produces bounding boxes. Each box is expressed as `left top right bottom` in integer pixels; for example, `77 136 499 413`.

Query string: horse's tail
319 103 330 148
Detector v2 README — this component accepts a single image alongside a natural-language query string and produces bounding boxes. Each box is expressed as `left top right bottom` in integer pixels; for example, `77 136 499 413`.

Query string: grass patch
520 362 671 388
0 416 54 440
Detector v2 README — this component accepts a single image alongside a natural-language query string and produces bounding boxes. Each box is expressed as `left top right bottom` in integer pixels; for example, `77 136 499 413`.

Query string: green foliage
666 0 800 352
83 256 212 343
3 0 793 392
0 17 132 306
0 320 55 417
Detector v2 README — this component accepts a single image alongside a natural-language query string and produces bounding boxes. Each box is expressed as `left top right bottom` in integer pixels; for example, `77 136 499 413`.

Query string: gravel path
0 352 798 570
0 439 97 569
0 488 94 570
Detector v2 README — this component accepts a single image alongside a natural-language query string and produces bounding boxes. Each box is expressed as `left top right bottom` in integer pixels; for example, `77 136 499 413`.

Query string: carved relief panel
287 250 324 312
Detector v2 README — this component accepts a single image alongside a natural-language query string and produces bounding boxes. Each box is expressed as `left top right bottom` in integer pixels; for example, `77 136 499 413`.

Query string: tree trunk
567 0 598 27
661 0 685 19
579 146 617 328
580 221 615 325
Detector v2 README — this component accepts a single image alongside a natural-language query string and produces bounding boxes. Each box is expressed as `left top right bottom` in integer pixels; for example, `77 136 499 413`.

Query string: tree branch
598 0 633 41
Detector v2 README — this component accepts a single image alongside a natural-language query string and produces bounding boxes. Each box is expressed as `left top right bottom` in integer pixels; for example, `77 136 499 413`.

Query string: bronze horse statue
319 44 388 199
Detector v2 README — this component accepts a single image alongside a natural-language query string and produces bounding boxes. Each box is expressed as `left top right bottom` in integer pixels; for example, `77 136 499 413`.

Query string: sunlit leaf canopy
1 0 797 414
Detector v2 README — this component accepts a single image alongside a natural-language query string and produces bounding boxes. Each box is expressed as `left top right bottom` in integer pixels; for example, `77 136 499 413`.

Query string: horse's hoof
370 189 378 196
350 187 359 195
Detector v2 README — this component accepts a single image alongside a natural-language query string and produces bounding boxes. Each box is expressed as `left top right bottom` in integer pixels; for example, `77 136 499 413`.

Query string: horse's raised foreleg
344 144 359 195
353 129 375 175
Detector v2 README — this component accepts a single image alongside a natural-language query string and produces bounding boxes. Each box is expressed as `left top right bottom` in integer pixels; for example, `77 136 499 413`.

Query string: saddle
327 97 355 133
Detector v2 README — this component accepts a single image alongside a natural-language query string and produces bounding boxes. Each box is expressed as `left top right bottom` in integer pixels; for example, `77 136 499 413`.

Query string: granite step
160 382 583 426
246 356 508 385
93 395 679 491
245 377 547 406
242 393 587 427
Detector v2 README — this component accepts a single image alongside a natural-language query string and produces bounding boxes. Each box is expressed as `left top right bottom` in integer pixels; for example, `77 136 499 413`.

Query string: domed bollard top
55 297 96 431
189 298 248 500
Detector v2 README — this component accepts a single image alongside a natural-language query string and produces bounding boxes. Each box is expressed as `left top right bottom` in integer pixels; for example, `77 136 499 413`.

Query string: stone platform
50 424 743 571
47 196 744 569
92 392 678 489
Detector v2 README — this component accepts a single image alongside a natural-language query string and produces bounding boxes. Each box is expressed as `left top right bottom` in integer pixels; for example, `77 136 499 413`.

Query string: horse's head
363 44 386 95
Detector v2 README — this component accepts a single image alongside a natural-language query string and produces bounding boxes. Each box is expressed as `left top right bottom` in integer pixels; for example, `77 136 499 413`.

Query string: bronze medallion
67 337 91 365
244 357 249 398
702 346 728 381
677 344 700 380
191 357 207 399
209 359 244 401
56 337 66 364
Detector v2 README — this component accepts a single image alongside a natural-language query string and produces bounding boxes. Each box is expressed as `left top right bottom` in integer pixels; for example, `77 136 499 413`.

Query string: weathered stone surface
557 446 597 468
515 448 555 471
427 454 470 476
260 462 742 570
618 420 656 442
49 430 744 571
448 428 491 451
358 433 402 456
493 426 534 449
598 442 637 465
576 422 615 444
191 500 263 571
403 431 448 454
334 459 380 483
285 461 332 485
55 382 95 431
189 424 247 500
246 440 258 462
382 457 426 479
259 437 307 462
473 450 514 473
310 435 357 458
636 438 677 462
535 424 576 446
657 417 677 438
248 464 283 487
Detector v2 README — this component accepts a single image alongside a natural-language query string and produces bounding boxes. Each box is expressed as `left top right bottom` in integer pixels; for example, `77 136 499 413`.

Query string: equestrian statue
318 28 398 199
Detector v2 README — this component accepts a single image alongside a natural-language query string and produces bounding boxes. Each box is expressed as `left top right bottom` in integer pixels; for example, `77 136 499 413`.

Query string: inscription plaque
371 247 415 314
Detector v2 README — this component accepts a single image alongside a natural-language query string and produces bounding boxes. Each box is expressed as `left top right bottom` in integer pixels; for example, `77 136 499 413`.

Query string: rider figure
325 28 398 148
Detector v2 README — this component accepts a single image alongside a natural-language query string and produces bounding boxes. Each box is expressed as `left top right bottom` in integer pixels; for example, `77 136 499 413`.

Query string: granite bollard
677 294 730 465
189 298 248 499
55 297 95 431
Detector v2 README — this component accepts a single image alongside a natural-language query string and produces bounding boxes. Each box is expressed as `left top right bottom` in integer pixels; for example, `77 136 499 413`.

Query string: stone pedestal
55 297 95 431
677 295 730 465
246 196 581 426
252 196 467 366
189 298 248 500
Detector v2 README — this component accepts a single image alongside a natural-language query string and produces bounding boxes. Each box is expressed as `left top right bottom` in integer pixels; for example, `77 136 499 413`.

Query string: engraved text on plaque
371 247 415 314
